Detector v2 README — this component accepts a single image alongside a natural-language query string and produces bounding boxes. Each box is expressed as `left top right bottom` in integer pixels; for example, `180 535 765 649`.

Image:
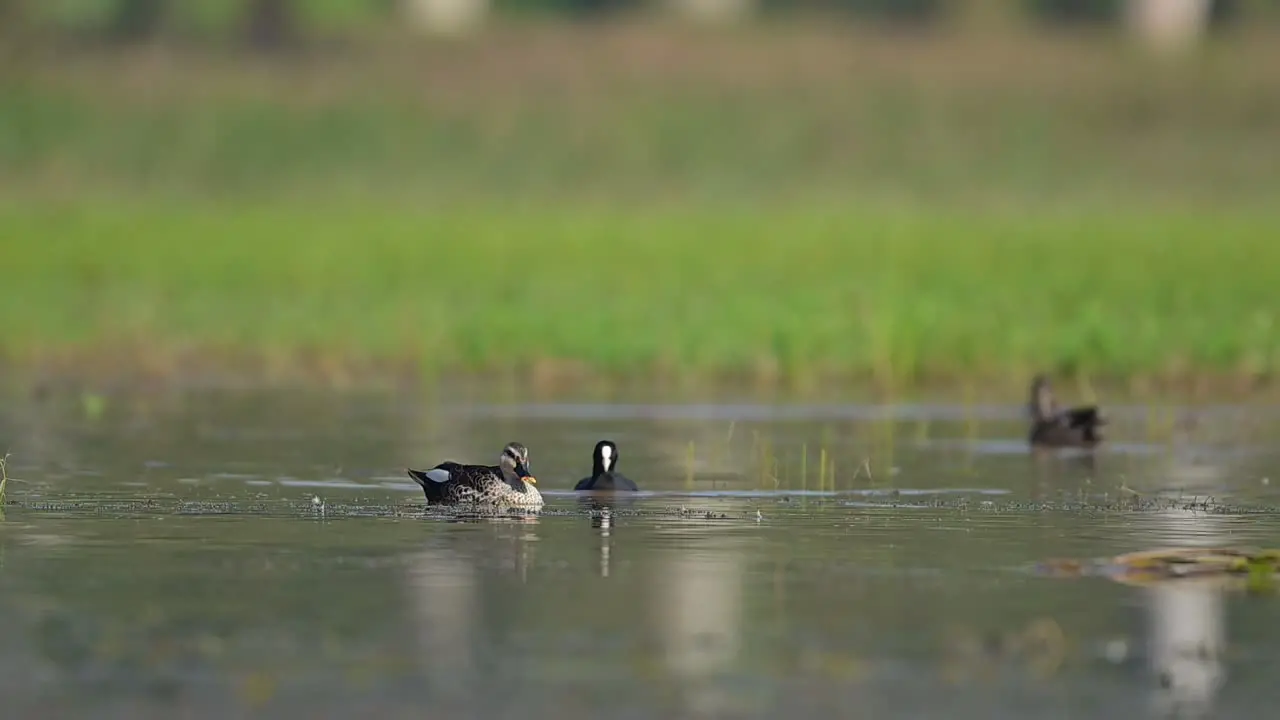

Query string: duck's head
592 440 619 476
1029 374 1057 421
499 442 536 485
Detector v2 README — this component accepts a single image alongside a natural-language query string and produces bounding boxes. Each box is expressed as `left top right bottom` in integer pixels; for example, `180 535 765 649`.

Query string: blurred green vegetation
5 25 1280 205
1 21 1277 386
2 202 1276 385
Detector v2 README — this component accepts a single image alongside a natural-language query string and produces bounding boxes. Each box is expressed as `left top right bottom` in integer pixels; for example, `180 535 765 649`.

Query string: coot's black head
592 440 619 476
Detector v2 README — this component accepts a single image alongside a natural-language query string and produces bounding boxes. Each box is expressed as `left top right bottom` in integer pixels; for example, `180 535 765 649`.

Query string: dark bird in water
1028 375 1106 448
406 441 543 508
573 440 638 491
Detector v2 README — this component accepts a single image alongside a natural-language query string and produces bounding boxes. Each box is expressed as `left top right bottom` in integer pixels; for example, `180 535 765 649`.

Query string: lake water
2 383 1280 719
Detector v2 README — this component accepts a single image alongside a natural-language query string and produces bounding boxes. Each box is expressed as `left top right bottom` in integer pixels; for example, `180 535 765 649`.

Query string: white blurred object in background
1126 0 1212 55
669 0 757 25
402 0 490 35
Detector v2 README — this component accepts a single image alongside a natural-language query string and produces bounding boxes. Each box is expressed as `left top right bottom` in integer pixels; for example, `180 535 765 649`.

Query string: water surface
2 386 1279 719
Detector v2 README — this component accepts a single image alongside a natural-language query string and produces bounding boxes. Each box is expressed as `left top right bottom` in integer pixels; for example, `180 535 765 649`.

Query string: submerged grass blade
800 443 808 493
685 441 695 490
0 453 9 510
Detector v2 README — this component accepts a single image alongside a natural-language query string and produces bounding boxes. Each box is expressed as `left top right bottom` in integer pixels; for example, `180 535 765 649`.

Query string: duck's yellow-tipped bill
523 476 537 485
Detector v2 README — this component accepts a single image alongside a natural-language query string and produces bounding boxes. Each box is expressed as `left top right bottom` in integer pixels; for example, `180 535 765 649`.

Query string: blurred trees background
1 0 1276 48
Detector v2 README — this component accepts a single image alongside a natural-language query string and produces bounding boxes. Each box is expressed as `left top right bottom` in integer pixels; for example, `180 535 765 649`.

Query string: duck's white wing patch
424 468 452 484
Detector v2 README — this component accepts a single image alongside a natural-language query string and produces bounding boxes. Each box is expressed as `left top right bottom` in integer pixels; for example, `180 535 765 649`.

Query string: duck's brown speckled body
407 442 543 508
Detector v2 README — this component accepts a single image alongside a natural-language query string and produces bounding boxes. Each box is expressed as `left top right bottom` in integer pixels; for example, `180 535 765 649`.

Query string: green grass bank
2 23 1278 389
3 202 1276 388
